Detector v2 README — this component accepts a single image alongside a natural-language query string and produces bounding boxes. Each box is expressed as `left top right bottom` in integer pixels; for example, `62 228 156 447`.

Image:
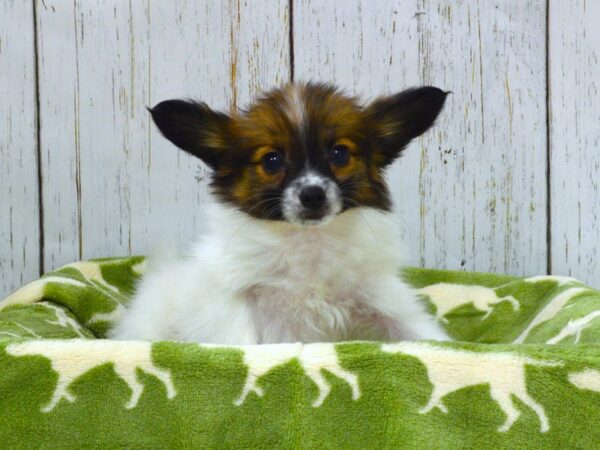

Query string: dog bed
1 256 600 448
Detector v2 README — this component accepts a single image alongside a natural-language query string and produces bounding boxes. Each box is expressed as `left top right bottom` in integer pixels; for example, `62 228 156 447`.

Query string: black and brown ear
367 87 448 166
149 100 231 170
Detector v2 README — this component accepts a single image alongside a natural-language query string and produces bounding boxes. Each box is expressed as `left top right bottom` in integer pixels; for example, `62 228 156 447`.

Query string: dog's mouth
294 210 334 226
283 204 341 226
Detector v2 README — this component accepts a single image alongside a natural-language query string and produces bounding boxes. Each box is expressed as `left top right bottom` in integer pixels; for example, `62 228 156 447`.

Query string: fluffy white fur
110 203 449 344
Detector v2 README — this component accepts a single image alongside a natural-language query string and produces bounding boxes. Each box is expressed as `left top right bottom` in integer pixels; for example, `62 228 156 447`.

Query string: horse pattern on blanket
1 257 600 448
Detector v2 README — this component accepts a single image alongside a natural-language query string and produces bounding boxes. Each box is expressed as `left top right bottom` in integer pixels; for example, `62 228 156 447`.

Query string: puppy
110 82 450 344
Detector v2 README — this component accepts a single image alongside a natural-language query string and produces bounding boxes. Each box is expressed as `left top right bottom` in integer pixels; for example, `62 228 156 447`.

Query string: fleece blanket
1 257 600 449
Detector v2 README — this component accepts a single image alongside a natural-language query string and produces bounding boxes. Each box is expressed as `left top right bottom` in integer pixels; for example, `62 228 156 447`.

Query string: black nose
299 185 326 210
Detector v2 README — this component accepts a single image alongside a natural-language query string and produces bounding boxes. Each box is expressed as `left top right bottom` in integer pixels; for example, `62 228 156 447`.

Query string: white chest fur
192 205 404 343
111 204 447 344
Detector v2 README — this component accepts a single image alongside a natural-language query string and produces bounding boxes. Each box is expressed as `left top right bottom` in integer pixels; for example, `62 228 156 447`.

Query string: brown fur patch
151 82 446 221
208 82 392 217
164 83 448 220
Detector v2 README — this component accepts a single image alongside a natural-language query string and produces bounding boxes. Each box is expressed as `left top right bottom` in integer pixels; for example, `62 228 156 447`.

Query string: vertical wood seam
546 0 552 275
32 0 44 276
73 0 83 259
288 0 294 82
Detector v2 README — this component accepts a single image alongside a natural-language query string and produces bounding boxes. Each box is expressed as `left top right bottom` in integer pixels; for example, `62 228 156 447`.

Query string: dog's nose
299 185 326 210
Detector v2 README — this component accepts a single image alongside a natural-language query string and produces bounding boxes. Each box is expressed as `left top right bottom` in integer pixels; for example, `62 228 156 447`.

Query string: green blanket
1 257 600 448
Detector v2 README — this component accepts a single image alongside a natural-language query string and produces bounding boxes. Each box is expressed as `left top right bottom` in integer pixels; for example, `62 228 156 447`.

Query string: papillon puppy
110 82 450 344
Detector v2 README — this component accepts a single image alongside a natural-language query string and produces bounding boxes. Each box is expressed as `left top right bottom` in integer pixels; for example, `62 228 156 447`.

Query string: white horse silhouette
546 310 600 344
226 343 360 407
6 340 176 412
513 287 588 343
382 342 561 433
38 302 89 338
418 283 520 322
569 369 600 393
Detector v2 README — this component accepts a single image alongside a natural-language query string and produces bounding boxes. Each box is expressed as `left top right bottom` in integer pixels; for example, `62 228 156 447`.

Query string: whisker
222 197 283 250
341 196 380 245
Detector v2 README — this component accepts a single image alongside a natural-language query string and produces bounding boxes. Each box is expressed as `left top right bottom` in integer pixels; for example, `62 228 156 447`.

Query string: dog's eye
262 151 285 174
329 144 350 166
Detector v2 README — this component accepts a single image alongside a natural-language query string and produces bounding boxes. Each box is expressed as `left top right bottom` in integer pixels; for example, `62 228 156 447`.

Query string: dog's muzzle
282 173 342 225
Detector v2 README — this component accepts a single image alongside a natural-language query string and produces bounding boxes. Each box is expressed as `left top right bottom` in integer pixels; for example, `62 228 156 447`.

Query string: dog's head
150 82 447 226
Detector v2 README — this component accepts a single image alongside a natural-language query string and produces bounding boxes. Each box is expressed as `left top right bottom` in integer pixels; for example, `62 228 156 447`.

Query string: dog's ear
366 87 448 167
149 100 232 170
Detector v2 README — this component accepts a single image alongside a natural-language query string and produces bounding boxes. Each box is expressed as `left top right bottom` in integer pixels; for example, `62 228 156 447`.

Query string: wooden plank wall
1 0 599 298
549 0 600 284
0 1 40 297
35 0 290 269
294 0 547 275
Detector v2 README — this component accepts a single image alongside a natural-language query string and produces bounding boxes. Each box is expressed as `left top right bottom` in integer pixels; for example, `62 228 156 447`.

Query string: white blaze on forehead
284 84 306 129
296 171 330 188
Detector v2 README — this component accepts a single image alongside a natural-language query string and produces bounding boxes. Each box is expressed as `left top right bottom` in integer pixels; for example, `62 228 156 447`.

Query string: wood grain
4 0 600 293
37 0 289 269
294 0 548 276
0 0 40 298
549 0 600 286
35 0 80 272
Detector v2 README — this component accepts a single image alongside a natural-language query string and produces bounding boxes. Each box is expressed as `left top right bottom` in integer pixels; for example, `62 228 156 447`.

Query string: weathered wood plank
37 0 290 268
0 1 40 298
35 0 80 272
293 0 547 276
549 0 600 286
